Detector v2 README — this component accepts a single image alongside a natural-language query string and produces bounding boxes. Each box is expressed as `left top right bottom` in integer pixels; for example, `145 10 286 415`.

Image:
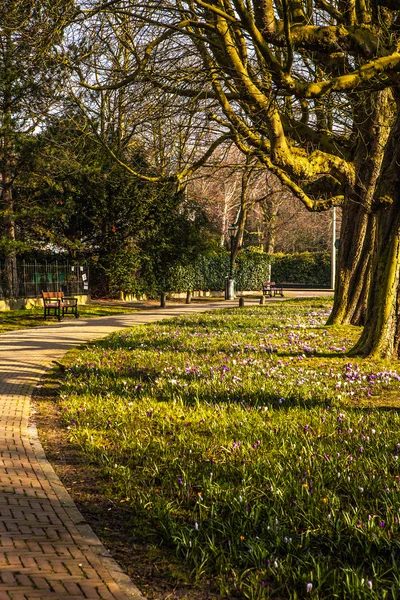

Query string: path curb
28 418 146 599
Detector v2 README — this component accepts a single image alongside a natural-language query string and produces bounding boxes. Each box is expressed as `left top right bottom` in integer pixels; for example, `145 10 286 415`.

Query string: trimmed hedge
91 250 330 297
167 250 330 293
271 251 330 286
167 251 272 292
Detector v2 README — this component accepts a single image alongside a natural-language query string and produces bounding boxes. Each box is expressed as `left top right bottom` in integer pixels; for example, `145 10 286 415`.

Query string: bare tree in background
63 5 230 189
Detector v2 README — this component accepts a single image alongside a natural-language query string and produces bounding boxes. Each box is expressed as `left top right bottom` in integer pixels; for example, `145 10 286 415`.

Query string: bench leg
63 306 79 318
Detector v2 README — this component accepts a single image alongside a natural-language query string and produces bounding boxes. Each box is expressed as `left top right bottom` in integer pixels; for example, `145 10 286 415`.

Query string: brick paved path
0 302 237 600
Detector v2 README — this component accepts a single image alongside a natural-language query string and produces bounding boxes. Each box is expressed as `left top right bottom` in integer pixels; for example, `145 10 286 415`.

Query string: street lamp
225 224 238 300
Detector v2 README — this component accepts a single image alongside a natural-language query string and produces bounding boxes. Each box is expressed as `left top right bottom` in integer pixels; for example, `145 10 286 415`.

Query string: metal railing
0 261 89 299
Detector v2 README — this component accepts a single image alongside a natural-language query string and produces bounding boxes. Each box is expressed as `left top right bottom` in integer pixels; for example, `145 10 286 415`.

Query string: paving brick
8 592 28 600
14 574 32 587
0 574 17 586
63 582 83 596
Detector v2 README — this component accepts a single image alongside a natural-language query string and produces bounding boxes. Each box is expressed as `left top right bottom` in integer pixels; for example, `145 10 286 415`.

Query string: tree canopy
75 0 399 208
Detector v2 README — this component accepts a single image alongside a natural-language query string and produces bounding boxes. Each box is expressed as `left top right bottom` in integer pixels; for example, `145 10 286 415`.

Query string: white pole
331 207 336 290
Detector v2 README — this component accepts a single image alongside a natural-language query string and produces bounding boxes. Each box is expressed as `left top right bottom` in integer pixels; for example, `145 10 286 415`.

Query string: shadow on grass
85 329 353 361
61 359 382 411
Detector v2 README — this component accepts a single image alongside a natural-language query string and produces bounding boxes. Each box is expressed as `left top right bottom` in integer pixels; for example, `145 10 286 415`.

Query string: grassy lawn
0 303 140 333
55 299 400 599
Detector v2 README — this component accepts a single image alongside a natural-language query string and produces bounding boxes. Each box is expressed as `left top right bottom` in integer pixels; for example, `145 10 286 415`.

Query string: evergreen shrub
167 250 330 292
271 251 330 286
90 250 330 297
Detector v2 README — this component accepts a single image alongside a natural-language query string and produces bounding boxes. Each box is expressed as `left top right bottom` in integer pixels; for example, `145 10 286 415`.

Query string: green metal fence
0 261 89 299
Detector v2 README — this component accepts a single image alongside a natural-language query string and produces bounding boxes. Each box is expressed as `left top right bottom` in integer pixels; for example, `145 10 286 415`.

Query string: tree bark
349 108 400 358
327 202 372 326
263 193 279 283
328 91 392 326
1 105 18 299
349 206 400 358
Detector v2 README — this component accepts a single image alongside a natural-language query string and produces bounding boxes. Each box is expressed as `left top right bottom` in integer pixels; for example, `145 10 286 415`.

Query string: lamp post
225 224 238 300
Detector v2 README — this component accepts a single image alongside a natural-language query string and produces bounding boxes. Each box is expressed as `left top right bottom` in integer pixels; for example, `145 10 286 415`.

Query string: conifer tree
0 0 73 296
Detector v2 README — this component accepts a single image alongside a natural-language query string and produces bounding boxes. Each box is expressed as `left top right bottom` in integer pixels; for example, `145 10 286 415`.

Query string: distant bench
262 281 284 298
42 291 79 321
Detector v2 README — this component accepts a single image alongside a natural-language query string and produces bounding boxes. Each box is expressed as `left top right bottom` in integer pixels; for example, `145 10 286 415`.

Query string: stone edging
30 376 145 600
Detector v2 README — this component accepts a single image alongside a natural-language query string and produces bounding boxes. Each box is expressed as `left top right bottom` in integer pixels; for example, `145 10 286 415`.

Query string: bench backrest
42 291 64 299
262 282 275 287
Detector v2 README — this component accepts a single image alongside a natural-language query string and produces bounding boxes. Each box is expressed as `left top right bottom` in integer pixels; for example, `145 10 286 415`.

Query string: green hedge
271 251 330 286
167 250 274 292
166 250 330 291
92 250 330 297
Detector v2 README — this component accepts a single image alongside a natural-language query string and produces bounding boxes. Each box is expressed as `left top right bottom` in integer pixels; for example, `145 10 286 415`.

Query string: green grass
59 298 400 599
0 304 140 333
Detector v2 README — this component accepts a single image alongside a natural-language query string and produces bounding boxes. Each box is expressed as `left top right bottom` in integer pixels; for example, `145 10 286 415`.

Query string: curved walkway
0 301 241 600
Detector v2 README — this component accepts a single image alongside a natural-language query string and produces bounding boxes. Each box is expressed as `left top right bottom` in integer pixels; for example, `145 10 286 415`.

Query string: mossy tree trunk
349 204 400 358
328 91 391 326
328 203 372 326
349 107 400 358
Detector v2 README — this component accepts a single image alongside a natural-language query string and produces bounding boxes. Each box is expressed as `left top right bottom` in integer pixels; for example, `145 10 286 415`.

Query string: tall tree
78 0 400 357
350 100 400 357
327 91 392 326
0 0 72 297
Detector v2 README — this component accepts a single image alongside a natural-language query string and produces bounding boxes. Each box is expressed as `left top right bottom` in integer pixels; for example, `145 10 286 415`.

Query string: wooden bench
262 281 284 297
42 291 79 321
